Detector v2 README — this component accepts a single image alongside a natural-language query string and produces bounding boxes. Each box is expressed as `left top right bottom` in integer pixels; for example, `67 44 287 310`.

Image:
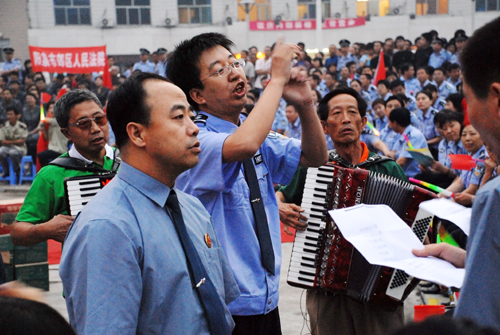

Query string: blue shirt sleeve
260 133 302 185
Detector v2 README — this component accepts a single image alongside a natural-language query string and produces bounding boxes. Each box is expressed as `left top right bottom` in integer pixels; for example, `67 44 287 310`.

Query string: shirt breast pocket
203 247 225 296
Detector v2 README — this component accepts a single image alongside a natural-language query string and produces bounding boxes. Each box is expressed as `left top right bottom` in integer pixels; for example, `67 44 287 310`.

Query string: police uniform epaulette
478 149 486 160
18 122 27 129
361 129 373 135
431 109 438 115
194 113 208 125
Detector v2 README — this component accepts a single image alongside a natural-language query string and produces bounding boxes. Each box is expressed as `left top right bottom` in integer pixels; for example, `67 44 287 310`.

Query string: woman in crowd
414 90 441 158
442 124 487 206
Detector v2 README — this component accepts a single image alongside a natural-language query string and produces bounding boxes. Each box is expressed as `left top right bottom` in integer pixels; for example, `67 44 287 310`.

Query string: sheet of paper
407 148 434 166
329 204 465 288
419 198 471 236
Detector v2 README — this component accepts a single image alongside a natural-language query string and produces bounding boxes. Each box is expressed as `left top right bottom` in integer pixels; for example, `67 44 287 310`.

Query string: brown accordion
287 163 436 310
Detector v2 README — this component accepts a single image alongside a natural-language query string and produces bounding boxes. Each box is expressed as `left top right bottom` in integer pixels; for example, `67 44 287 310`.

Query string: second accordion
287 163 437 310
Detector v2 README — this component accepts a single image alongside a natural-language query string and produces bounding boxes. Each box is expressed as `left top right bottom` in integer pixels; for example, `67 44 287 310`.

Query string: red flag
40 92 52 104
372 50 386 85
56 86 68 101
462 98 470 126
102 54 113 90
449 154 477 170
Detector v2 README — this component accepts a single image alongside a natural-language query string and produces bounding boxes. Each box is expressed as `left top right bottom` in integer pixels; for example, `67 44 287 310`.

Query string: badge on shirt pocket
254 154 263 165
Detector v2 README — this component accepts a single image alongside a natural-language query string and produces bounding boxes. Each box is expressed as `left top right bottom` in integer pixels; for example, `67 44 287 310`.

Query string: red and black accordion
64 174 115 216
287 163 436 310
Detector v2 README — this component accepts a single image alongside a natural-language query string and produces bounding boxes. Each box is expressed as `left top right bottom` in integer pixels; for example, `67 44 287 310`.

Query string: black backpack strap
49 157 111 173
328 150 393 169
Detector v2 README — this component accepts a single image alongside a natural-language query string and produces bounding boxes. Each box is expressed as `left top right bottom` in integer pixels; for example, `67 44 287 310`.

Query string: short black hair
372 98 385 109
389 107 411 127
400 63 414 74
346 61 356 68
416 90 433 101
385 95 404 107
416 66 430 75
317 86 367 121
377 79 389 88
389 79 405 90
35 77 45 83
461 16 500 99
6 106 18 115
0 296 76 335
360 73 372 81
167 32 235 110
434 109 464 128
423 84 438 93
449 63 461 71
107 72 170 149
445 93 465 113
54 89 102 128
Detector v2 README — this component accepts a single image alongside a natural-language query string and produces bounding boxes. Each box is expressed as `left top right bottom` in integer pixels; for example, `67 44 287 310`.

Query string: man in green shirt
11 90 118 246
276 87 407 335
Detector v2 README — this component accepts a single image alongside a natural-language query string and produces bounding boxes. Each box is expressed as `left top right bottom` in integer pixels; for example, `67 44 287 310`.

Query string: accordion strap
50 149 121 173
328 149 393 169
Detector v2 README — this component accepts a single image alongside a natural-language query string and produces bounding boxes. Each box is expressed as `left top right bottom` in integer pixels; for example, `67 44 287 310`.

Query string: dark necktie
166 190 231 335
242 158 275 275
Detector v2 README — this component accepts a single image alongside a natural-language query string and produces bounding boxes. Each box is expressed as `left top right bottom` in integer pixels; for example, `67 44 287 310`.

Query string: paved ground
1 184 438 334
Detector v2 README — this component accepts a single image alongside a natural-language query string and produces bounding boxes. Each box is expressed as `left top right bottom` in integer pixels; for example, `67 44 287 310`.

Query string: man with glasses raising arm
11 90 120 246
168 33 327 335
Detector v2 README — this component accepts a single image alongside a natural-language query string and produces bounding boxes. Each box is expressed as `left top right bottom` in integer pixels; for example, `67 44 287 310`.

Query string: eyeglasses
200 60 246 83
68 114 108 130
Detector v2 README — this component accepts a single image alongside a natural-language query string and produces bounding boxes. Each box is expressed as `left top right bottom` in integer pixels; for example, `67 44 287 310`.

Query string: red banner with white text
29 45 111 88
250 17 366 31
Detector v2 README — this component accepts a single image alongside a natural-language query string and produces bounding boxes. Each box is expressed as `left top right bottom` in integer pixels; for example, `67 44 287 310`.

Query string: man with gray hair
11 89 120 246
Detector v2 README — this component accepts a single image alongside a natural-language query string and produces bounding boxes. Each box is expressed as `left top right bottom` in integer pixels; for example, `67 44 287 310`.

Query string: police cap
339 39 350 48
140 48 150 55
3 47 14 54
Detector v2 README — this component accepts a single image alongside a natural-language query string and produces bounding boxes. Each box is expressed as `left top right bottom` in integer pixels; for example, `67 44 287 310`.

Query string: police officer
399 63 419 96
155 47 168 78
433 67 457 98
0 107 28 180
337 39 357 71
132 48 155 73
0 48 23 83
428 39 451 69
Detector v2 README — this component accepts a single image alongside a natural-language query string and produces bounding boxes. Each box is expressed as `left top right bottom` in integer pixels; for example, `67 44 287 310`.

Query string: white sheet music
419 198 471 236
329 204 465 288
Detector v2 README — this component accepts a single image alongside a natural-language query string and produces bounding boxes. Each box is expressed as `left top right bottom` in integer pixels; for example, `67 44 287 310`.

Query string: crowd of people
1 17 500 335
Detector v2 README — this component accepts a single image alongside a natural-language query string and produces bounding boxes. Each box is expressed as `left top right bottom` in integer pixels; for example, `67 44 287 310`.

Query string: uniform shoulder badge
267 131 286 139
194 113 208 125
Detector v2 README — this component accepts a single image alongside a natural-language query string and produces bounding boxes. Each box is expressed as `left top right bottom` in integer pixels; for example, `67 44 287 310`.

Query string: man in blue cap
132 48 155 73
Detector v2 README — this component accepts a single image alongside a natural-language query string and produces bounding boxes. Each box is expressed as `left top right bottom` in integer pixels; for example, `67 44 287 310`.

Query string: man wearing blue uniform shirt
337 39 358 71
433 67 457 98
428 39 450 69
447 63 462 87
414 18 500 331
399 63 419 96
360 73 379 102
389 107 429 177
0 48 23 83
155 47 168 77
379 95 404 152
167 33 327 335
285 104 302 140
132 48 155 73
390 80 417 112
414 66 436 96
60 72 240 334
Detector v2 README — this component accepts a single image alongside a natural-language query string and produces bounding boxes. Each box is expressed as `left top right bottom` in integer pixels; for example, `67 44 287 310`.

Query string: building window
116 0 151 25
298 0 331 19
416 0 448 15
237 0 271 21
475 0 499 11
54 0 91 25
356 0 391 17
178 0 212 24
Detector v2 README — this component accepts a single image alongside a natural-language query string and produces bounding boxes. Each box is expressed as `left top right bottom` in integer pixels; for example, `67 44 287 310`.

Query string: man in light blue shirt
0 48 23 83
60 73 239 335
155 47 168 77
433 67 457 98
389 107 429 177
132 48 156 73
428 39 450 69
167 33 327 334
285 104 302 140
337 39 358 71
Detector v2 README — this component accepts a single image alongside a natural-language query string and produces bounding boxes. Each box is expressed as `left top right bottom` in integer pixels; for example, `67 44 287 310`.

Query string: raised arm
222 41 300 162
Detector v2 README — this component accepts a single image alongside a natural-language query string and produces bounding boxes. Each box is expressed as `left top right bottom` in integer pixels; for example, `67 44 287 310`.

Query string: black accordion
287 163 436 310
64 174 115 216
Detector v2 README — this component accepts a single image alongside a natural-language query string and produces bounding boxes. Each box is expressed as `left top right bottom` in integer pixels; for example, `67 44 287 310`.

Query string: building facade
0 0 498 61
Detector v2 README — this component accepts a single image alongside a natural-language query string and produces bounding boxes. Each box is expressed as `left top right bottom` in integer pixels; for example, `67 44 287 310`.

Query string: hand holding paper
329 204 465 288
